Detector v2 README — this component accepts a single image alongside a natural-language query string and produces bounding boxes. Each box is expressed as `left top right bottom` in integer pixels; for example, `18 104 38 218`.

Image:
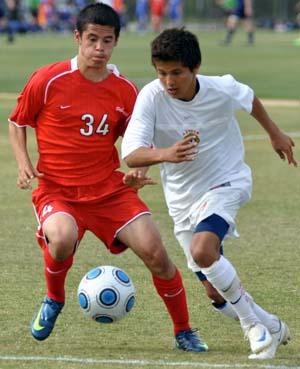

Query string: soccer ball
77 265 135 323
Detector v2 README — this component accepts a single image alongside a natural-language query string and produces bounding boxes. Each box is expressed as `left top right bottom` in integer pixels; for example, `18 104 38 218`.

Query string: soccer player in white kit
121 28 297 359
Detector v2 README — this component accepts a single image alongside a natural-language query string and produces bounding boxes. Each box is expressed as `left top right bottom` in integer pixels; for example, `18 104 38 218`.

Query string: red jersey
9 57 138 186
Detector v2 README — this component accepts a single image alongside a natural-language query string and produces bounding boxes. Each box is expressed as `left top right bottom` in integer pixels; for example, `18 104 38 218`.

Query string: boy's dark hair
76 3 121 39
151 28 202 71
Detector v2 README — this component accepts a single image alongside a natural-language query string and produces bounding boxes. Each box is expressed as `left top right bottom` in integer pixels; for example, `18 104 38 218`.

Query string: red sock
44 247 73 303
152 268 191 336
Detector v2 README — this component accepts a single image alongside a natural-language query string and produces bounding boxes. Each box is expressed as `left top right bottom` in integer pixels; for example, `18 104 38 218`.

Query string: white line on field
243 132 300 141
0 356 300 369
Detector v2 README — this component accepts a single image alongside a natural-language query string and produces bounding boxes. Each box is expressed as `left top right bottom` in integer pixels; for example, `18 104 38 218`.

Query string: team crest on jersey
183 129 200 144
42 204 54 217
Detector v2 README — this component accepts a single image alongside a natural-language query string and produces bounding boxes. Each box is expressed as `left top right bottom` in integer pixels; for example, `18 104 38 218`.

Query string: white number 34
80 114 109 136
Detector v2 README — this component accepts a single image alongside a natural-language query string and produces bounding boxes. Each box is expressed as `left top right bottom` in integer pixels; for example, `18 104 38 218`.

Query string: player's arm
124 135 199 168
9 123 43 189
122 85 199 168
8 69 47 189
251 96 297 166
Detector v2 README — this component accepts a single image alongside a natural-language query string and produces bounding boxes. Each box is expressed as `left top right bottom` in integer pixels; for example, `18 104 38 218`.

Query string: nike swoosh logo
163 288 183 298
258 329 267 342
46 267 67 274
60 105 71 109
33 305 44 331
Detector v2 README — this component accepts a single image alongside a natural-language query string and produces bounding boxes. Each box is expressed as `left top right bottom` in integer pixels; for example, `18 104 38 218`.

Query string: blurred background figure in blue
135 0 148 33
0 0 7 38
167 0 182 27
4 0 22 43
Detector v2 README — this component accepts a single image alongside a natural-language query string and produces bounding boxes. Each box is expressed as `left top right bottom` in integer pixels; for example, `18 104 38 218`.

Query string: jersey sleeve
8 70 45 128
222 74 254 113
121 85 155 159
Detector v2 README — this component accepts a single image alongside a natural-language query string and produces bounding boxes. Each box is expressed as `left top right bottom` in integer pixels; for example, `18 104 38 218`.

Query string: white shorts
174 184 251 272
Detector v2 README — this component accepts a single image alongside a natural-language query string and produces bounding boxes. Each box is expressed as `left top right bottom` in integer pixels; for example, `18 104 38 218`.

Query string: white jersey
122 74 254 223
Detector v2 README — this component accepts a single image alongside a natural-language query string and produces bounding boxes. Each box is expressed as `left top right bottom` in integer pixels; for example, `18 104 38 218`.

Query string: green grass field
0 29 300 369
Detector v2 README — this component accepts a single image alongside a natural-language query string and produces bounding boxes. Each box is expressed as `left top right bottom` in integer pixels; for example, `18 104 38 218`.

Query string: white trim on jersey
114 211 151 238
71 56 78 71
8 119 32 128
71 56 136 96
44 70 74 104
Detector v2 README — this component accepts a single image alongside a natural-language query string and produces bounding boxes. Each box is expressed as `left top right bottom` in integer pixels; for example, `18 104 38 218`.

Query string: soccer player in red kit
8 3 207 352
150 0 166 32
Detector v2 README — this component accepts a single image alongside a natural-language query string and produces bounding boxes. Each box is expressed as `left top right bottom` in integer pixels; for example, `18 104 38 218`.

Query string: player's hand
270 131 297 167
17 165 44 190
164 134 200 163
123 170 157 190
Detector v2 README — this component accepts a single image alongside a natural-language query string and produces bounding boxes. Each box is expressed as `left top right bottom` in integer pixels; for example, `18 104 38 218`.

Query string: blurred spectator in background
5 0 22 43
150 0 165 32
113 0 127 28
296 1 300 24
96 0 127 28
220 0 255 46
26 0 40 31
216 0 236 18
37 0 56 30
294 1 300 45
167 0 182 27
136 0 148 33
0 0 7 37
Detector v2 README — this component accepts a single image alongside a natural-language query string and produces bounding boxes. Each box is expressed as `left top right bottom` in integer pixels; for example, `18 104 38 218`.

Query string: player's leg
243 17 254 45
117 214 208 352
176 218 290 358
41 210 78 301
196 241 240 319
31 200 82 341
87 179 208 352
194 241 290 358
221 14 239 45
189 185 276 354
194 241 287 335
190 215 272 354
175 226 239 319
197 275 240 320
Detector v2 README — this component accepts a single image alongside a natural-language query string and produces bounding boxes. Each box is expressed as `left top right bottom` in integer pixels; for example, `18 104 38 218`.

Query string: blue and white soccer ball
77 265 135 323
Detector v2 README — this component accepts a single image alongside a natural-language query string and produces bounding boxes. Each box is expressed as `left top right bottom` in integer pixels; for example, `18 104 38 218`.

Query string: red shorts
32 171 150 254
151 0 165 16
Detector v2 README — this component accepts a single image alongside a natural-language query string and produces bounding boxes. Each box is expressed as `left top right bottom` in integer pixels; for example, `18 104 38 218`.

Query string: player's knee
191 244 207 264
45 225 77 260
191 243 218 268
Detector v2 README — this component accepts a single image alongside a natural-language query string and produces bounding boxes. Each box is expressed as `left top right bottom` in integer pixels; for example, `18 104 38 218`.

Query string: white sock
201 256 260 329
213 294 280 332
212 301 239 320
247 294 280 333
